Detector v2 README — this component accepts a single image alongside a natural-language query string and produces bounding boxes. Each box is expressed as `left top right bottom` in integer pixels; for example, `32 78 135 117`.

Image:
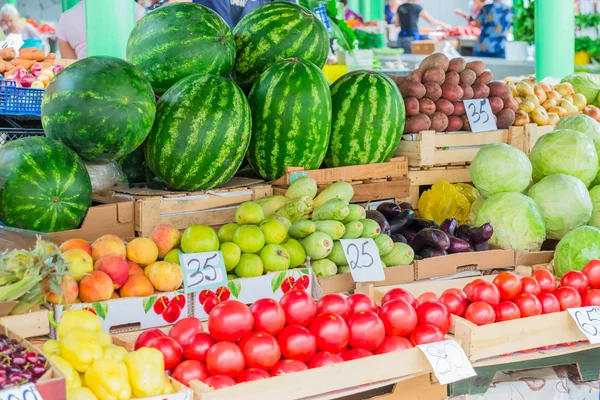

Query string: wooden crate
395 127 526 168
271 158 409 203
399 165 472 208
523 123 555 154
0 308 49 338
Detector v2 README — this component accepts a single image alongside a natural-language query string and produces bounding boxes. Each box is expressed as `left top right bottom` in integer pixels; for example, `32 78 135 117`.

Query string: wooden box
317 264 415 295
0 307 50 338
523 123 555 154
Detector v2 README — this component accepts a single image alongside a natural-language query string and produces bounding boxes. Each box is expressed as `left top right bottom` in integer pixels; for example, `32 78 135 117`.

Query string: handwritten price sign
567 306 600 344
0 384 42 400
339 239 385 282
463 99 497 132
179 251 228 294
417 340 476 384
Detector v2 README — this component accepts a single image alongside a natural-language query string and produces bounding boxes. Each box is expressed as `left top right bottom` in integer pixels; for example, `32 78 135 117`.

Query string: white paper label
339 239 385 282
0 33 24 56
0 383 42 400
179 251 228 294
463 99 498 133
417 340 476 384
567 306 600 344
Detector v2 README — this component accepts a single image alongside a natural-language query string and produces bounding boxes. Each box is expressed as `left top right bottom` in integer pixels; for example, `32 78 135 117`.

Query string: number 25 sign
339 239 385 282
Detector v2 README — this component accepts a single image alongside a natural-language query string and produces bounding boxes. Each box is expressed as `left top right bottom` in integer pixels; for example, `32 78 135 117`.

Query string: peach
127 261 144 276
111 292 120 299
60 239 92 256
147 262 183 292
126 238 159 266
94 255 129 289
79 271 114 302
91 237 126 262
150 224 182 258
46 275 79 304
63 248 93 282
119 274 154 298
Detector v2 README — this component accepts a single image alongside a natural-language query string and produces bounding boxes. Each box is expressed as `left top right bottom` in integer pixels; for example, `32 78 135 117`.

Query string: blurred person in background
455 0 486 25
395 0 450 53
473 0 512 58
192 0 294 28
340 0 363 23
1 4 48 51
385 0 400 24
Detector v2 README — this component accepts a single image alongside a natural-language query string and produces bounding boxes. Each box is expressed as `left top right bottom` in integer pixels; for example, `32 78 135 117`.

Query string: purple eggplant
468 223 493 244
391 233 408 244
399 202 413 210
376 202 402 219
448 236 473 253
409 228 450 252
454 224 472 241
473 241 489 252
366 210 390 234
419 247 448 258
440 218 458 235
409 218 439 230
400 229 418 243
389 209 414 233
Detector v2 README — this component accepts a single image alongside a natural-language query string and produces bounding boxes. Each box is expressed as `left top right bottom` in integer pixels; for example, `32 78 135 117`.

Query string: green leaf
92 302 108 320
300 268 309 275
271 272 287 294
142 296 157 314
330 20 354 52
227 280 242 299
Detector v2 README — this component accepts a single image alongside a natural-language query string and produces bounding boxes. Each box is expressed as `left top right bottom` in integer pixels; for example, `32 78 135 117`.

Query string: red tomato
236 368 270 383
463 278 485 300
465 301 496 326
249 298 286 336
378 299 417 336
169 317 204 347
172 360 209 387
520 277 542 296
438 292 467 317
380 288 416 307
538 293 561 314
270 359 308 376
308 352 344 369
539 344 557 351
493 272 522 301
238 331 281 371
442 288 467 299
409 324 444 346
316 294 350 320
280 290 317 326
134 328 166 350
532 269 557 293
560 271 589 294
413 299 422 308
147 336 183 371
494 301 521 322
347 311 386 351
582 288 600 306
204 375 236 389
342 348 373 361
583 260 600 289
375 336 414 354
308 313 349 353
417 292 438 304
205 342 245 378
470 281 501 306
416 301 451 334
514 293 542 317
555 286 583 310
347 293 378 315
277 325 317 363
208 300 254 343
183 332 215 363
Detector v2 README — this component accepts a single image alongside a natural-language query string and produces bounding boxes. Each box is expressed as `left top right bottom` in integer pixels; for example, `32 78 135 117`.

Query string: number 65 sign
339 239 385 282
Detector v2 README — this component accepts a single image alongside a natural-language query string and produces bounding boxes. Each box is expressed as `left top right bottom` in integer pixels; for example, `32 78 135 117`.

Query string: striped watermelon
127 3 235 95
326 71 405 167
232 2 329 92
145 74 251 191
0 137 92 232
42 56 156 163
247 59 331 180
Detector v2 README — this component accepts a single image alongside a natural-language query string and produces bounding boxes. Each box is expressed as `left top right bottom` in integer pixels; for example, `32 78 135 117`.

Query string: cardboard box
411 40 436 55
413 249 516 280
317 264 414 295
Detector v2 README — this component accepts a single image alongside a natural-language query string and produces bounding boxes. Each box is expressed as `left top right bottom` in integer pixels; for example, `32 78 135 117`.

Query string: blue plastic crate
0 80 44 116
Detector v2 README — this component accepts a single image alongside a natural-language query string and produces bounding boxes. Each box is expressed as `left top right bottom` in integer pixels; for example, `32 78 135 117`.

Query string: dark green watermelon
232 2 329 92
246 59 331 180
0 137 92 232
118 144 153 184
127 3 236 95
145 74 251 191
326 71 405 167
41 56 156 163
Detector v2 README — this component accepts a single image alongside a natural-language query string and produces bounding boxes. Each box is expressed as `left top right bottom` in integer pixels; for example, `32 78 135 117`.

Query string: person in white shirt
1 4 49 52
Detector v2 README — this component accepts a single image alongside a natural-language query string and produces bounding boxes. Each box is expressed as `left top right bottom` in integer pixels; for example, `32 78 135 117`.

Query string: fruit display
0 332 50 390
396 53 516 132
0 47 62 88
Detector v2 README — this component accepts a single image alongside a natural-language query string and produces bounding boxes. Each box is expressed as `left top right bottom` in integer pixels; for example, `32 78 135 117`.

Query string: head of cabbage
561 73 600 105
554 225 600 276
475 192 546 252
470 143 532 198
589 185 600 228
529 129 599 187
556 114 600 186
527 174 592 240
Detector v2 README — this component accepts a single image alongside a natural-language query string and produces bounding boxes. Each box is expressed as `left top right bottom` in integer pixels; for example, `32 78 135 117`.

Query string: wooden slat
408 167 471 185
0 310 50 338
433 130 509 147
349 178 410 203
524 123 555 154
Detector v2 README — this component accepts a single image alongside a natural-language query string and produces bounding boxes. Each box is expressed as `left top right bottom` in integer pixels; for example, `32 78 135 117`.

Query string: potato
516 81 534 96
419 98 436 115
430 112 449 132
533 85 547 104
444 71 460 86
447 115 463 131
496 108 516 129
560 99 579 115
531 106 549 126
555 83 574 97
538 82 552 93
466 60 485 76
418 53 449 72
573 93 587 111
525 94 540 108
507 81 518 97
459 69 477 86
422 67 445 85
563 95 574 103
504 96 518 112
424 82 442 101
548 106 568 117
488 82 511 100
404 113 432 133
542 99 557 110
474 71 493 85
399 79 426 99
408 69 423 82
546 90 561 101
461 84 474 100
452 101 466 116
441 83 464 102
389 75 406 87
513 110 530 126
488 96 504 113
472 83 490 99
435 99 454 115
547 112 560 125
448 58 466 73
461 114 471 131
405 97 420 116
518 101 535 114
584 105 600 122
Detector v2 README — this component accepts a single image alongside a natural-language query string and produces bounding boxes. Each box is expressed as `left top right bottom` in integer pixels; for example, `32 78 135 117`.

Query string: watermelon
127 3 235 95
42 56 156 163
118 144 153 184
145 74 251 191
0 137 92 232
247 59 331 181
326 71 405 167
232 2 329 92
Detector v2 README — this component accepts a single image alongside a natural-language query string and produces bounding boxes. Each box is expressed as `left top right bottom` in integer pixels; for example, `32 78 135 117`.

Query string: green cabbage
475 192 546 252
561 72 600 105
556 114 600 185
589 185 600 228
467 195 486 225
529 129 598 187
554 225 600 276
470 143 532 198
527 174 592 240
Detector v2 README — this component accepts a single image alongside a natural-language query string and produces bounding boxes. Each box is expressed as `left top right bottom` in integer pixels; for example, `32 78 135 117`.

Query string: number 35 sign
339 239 385 282
179 251 228 294
463 99 497 132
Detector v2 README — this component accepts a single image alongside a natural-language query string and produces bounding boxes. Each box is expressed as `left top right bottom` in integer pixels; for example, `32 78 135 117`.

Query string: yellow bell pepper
85 360 131 400
50 355 81 391
80 373 86 387
125 348 165 398
102 345 128 362
95 331 112 347
56 310 102 339
162 379 175 395
43 340 62 357
60 328 104 373
67 387 98 400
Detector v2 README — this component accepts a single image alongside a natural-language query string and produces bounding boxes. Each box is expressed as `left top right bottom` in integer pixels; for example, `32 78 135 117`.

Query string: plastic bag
454 183 480 204
418 180 471 225
85 162 125 192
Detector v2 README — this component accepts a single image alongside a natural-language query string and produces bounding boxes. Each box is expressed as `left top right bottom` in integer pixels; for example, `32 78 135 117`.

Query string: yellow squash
85 360 131 400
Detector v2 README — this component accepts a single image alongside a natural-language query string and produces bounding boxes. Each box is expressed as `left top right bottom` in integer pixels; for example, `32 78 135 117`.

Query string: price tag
0 383 42 400
0 33 24 56
417 340 476 385
179 251 228 294
339 239 385 282
567 306 600 344
463 99 497 133
289 171 308 184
